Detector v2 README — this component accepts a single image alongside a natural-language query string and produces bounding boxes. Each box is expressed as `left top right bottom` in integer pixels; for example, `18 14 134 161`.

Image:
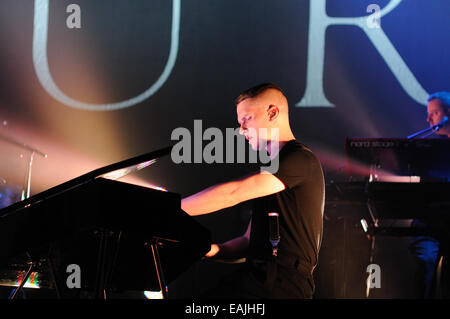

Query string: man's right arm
181 171 285 216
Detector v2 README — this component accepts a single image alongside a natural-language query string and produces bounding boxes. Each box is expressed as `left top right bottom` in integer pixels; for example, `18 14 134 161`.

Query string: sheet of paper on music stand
98 159 157 181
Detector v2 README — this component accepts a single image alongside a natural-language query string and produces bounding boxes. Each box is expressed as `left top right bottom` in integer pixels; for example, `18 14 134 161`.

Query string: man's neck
266 136 296 159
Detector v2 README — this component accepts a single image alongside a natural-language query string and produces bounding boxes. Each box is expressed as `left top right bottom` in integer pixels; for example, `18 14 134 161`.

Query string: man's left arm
181 171 285 216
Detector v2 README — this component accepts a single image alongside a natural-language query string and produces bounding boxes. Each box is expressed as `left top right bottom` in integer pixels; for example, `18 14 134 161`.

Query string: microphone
408 116 449 139
268 212 280 257
434 116 449 131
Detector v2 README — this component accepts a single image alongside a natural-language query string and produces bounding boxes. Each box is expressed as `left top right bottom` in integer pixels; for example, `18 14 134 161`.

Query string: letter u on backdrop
32 0 180 111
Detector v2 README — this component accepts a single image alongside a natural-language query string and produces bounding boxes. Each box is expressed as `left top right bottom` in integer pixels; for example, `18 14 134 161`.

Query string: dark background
0 0 448 298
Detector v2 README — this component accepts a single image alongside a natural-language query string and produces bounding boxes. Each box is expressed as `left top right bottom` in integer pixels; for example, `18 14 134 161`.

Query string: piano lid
0 145 173 217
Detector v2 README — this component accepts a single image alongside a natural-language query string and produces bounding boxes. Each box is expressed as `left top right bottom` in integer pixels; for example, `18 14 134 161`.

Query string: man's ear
267 105 279 121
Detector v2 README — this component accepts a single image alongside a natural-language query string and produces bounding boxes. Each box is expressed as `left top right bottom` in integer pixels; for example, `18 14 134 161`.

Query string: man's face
427 99 448 132
236 98 268 151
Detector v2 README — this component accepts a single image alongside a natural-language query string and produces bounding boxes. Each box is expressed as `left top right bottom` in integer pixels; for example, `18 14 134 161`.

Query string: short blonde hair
428 91 450 116
235 83 284 106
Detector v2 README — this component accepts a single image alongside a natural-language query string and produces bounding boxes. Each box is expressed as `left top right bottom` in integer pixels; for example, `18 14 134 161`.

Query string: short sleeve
265 144 313 189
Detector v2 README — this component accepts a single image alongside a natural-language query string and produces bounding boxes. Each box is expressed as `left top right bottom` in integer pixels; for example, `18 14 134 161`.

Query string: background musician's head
427 91 450 137
235 83 294 152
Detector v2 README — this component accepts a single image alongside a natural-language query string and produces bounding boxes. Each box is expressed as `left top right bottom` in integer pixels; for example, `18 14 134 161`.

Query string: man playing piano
409 91 450 298
181 83 325 299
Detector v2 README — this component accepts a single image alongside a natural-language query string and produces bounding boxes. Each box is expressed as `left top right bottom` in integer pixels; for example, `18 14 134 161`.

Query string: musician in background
426 91 450 138
181 83 325 299
409 91 450 298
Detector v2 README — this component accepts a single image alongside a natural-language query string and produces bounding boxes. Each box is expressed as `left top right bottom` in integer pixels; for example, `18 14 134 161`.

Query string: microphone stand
0 130 50 299
408 117 448 139
0 133 47 199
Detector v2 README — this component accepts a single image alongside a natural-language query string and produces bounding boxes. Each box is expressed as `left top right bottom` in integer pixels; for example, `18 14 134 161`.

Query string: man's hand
205 244 221 258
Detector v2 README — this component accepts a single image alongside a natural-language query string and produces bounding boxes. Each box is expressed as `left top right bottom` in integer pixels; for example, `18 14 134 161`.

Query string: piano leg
94 229 112 299
9 261 35 299
149 238 168 299
365 234 376 298
47 256 61 299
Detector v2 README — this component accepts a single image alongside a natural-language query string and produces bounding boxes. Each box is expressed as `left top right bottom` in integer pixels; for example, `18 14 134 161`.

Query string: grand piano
0 146 211 299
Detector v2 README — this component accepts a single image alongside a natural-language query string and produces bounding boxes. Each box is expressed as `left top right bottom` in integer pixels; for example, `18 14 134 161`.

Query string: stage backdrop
0 0 449 298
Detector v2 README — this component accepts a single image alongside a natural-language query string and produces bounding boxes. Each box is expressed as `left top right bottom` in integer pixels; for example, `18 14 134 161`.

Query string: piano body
0 146 211 298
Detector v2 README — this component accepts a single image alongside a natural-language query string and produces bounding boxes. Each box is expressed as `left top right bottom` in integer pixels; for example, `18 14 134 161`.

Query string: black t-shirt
247 140 325 270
